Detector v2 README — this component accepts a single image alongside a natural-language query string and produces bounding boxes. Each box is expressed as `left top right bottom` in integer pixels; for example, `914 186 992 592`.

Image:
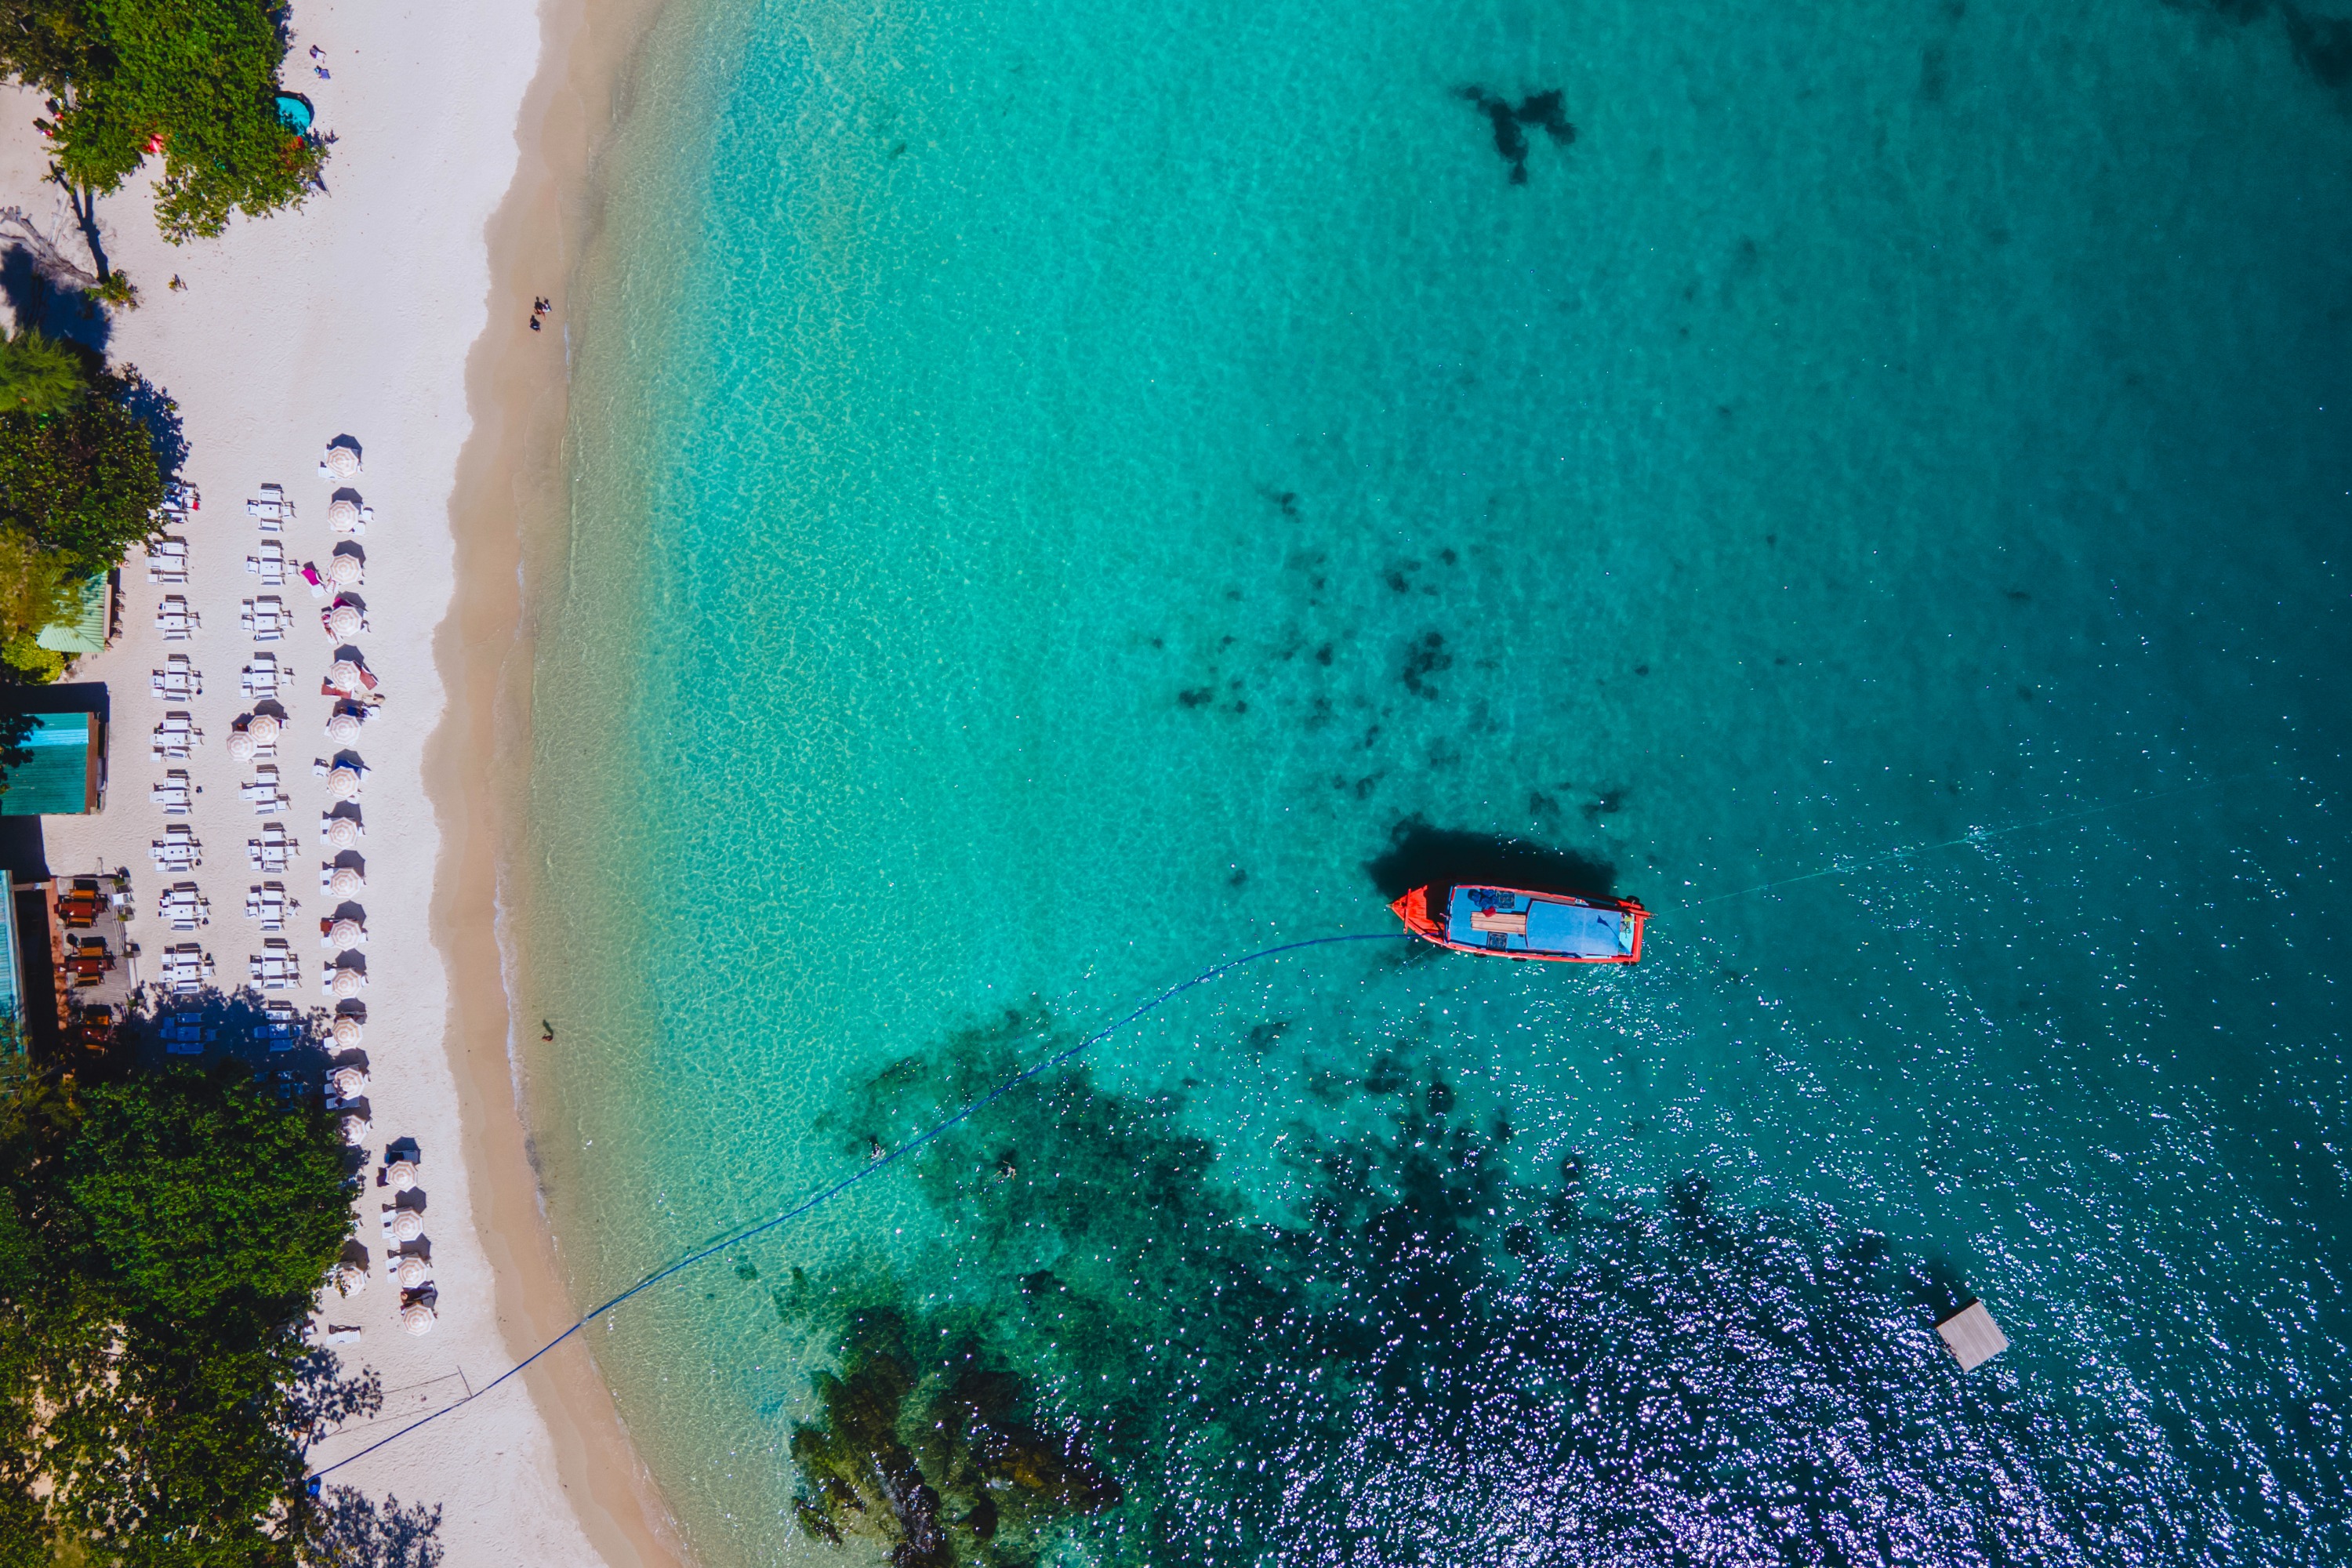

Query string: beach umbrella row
150 439 420 1341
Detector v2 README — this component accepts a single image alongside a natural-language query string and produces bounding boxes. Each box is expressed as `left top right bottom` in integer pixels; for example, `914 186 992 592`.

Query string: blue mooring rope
309 931 1409 1480
314 771 2267 1480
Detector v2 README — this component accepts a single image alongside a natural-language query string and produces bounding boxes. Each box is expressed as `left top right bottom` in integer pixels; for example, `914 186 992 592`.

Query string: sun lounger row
151 654 199 700
242 653 289 697
151 824 201 871
150 712 201 760
146 536 189 585
157 882 209 930
247 484 292 529
249 822 290 872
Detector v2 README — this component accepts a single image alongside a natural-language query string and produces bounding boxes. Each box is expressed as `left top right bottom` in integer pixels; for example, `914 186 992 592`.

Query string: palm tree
0 326 87 416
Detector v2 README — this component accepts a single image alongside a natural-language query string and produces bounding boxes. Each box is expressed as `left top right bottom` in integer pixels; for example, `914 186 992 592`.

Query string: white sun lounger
241 653 289 698
245 539 285 586
258 1000 302 1051
159 943 212 994
246 485 292 529
241 766 289 815
155 596 198 640
157 1011 207 1054
151 712 201 761
248 822 290 873
242 597 288 641
245 883 291 931
158 882 209 930
151 771 193 815
151 655 198 701
147 537 190 585
250 939 299 991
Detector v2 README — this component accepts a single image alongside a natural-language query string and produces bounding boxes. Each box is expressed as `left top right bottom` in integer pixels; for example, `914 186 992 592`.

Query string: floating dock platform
1935 1300 2009 1371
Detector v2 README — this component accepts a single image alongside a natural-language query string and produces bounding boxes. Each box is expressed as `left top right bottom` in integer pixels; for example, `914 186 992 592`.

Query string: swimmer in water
541 1019 555 1042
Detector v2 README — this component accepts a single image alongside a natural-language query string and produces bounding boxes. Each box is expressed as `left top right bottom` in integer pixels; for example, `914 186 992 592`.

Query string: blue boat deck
1446 886 1632 958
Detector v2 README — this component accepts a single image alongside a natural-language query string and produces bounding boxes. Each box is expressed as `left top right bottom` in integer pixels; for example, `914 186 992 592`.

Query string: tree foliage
0 0 327 241
0 1060 380 1562
0 358 164 575
0 326 88 417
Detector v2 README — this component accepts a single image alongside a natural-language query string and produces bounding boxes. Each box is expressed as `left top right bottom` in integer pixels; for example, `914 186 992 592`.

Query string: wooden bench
1468 909 1529 935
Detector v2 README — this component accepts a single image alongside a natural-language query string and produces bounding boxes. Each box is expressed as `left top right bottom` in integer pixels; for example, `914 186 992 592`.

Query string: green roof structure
34 576 111 655
0 713 102 816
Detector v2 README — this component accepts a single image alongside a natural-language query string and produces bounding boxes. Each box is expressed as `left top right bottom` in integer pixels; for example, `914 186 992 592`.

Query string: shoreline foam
424 0 687 1559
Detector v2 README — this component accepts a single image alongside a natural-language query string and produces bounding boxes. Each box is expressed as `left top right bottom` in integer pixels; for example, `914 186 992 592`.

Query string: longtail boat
1389 884 1646 964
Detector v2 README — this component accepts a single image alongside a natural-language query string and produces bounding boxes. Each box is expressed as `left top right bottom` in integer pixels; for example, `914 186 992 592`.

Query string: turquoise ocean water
524 0 2352 1560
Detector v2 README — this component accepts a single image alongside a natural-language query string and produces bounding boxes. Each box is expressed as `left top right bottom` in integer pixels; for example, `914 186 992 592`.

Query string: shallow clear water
525 0 2352 1560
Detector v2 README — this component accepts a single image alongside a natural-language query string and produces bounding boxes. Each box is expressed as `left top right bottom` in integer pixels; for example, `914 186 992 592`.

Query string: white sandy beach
0 2 673 1561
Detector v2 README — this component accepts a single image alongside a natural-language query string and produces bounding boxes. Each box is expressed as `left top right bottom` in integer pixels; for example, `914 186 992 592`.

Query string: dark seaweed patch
2178 0 2352 96
799 1033 2196 1566
1919 42 1950 103
1400 631 1451 697
1454 86 1576 183
787 1308 1121 1563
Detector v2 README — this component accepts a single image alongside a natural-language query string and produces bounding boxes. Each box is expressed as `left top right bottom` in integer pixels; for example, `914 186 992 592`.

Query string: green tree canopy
2 0 327 241
0 1060 366 1562
0 360 165 575
0 326 88 417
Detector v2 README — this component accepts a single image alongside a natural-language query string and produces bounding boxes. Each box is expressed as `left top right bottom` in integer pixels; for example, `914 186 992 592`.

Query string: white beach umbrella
328 918 365 949
247 713 281 743
327 604 363 639
331 1066 368 1097
325 445 361 480
387 1209 425 1242
328 866 364 897
331 966 367 999
401 1303 437 1336
328 659 362 691
326 817 361 851
386 1159 418 1192
326 498 361 531
325 711 363 744
395 1257 432 1289
225 729 257 761
327 767 361 801
330 1014 364 1047
335 1264 368 1297
328 551 363 584
339 1112 371 1145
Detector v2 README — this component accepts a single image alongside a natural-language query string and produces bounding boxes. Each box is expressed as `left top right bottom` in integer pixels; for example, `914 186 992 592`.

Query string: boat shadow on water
1363 815 1618 902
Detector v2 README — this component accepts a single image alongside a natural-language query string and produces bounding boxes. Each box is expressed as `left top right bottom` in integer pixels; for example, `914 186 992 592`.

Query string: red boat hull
1389 884 1647 964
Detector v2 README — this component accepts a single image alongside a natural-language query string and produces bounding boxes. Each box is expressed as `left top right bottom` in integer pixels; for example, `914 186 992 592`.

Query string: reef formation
781 1011 2201 1566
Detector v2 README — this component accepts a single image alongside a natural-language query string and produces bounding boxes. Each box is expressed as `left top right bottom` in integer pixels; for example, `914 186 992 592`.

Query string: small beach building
33 576 111 658
0 713 105 815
